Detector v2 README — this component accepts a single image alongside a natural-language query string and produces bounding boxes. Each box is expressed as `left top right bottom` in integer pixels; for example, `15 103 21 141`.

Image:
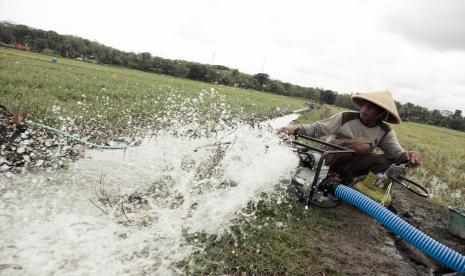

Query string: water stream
0 114 299 275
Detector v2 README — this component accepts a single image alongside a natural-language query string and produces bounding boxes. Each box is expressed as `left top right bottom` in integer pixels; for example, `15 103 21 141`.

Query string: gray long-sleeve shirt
299 111 406 162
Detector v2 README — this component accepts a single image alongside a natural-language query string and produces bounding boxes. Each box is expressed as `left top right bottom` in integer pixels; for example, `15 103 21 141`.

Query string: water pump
290 134 429 207
290 134 355 207
289 134 465 273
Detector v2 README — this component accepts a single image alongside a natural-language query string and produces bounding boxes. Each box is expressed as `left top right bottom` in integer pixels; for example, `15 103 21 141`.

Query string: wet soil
310 185 465 275
0 113 85 174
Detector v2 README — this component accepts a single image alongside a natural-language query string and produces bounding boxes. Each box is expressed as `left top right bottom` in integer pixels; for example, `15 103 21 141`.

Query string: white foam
0 117 298 275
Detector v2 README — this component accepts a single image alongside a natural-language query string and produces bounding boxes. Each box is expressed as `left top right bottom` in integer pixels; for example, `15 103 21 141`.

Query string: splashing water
0 113 299 275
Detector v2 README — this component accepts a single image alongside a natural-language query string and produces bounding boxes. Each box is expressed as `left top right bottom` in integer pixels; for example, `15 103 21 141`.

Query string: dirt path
309 185 465 275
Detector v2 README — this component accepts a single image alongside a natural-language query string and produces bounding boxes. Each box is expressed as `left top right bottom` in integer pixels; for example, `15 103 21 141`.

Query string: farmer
279 91 421 181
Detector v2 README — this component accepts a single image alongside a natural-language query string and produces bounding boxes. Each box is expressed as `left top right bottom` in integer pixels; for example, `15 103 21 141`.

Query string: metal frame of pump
291 134 355 206
291 134 430 207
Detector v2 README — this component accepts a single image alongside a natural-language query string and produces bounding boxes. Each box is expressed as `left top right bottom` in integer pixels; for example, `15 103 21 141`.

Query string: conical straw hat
351 91 401 124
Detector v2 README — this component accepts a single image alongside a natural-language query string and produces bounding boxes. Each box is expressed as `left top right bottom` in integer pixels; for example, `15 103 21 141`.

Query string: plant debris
0 105 84 175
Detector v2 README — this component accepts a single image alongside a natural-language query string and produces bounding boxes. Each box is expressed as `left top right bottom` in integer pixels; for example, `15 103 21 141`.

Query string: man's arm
278 113 343 137
278 125 303 135
378 130 421 168
298 113 343 137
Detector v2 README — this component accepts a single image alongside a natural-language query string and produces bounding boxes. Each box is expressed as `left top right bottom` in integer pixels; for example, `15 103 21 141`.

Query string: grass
181 192 345 275
0 47 307 141
2 47 464 274
393 122 465 207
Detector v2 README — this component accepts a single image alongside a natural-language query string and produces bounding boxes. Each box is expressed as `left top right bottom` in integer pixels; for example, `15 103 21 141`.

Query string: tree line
1 22 463 131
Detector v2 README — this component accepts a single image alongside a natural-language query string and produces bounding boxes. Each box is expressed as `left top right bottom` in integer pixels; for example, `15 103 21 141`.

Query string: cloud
383 0 465 51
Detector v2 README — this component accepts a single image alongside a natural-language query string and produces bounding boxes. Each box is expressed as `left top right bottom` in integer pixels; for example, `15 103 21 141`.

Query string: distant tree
0 27 14 43
269 80 285 94
70 37 86 54
281 82 291 96
204 68 220 83
173 61 189 78
232 73 252 88
452 109 462 119
187 64 209 81
253 73 270 91
335 93 356 109
287 84 303 97
110 49 124 65
34 38 48 51
219 75 235 86
61 37 72 52
320 90 336 104
212 65 230 70
161 61 189 77
429 110 445 126
303 87 320 101
138 52 152 70
448 110 465 130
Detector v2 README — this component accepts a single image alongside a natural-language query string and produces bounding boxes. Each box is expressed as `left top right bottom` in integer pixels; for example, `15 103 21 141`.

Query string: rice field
0 47 307 142
1 46 463 207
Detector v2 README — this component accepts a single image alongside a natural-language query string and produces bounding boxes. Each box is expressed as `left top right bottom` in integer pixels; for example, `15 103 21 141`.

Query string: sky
1 0 465 112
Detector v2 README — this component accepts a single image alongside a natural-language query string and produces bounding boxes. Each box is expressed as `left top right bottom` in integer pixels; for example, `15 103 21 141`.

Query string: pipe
28 120 128 150
333 184 465 273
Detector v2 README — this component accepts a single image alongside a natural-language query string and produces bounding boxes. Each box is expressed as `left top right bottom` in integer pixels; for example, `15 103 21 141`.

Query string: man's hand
278 125 301 135
405 151 421 168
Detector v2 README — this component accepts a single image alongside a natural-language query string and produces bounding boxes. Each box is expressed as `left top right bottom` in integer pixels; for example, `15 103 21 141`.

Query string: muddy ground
0 121 85 174
311 184 465 275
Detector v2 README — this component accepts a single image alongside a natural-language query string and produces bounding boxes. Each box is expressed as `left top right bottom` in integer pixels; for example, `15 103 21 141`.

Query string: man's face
359 101 383 122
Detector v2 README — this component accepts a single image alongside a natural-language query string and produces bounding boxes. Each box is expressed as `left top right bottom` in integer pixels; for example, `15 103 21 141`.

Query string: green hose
28 120 128 150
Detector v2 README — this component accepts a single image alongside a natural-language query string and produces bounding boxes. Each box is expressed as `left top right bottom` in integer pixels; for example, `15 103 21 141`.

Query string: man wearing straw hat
279 91 421 181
